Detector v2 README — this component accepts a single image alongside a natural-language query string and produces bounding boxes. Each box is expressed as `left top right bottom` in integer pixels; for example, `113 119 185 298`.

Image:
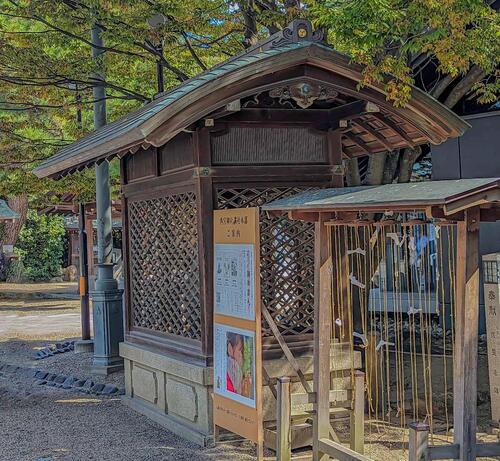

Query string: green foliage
15 210 65 281
5 259 26 283
311 0 499 106
0 0 497 204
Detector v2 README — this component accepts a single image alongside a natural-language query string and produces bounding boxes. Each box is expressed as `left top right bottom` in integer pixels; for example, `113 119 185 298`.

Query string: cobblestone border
34 341 75 360
0 362 124 396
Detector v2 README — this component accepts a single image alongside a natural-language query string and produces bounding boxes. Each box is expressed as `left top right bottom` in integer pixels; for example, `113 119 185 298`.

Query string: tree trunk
365 152 387 185
398 146 422 183
1 195 28 247
345 158 361 186
382 151 400 184
443 65 486 109
239 1 258 48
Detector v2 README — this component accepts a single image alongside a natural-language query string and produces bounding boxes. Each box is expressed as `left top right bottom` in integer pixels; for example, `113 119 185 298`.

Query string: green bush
6 259 26 283
15 210 65 281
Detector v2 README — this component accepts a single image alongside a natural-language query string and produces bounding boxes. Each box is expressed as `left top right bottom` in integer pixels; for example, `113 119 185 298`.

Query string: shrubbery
15 211 65 281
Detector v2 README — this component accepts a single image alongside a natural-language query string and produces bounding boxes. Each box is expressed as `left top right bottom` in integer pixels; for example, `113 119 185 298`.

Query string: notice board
213 207 263 450
483 253 500 423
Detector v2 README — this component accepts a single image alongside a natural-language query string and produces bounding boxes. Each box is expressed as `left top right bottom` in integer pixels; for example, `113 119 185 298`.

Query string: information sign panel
213 208 262 449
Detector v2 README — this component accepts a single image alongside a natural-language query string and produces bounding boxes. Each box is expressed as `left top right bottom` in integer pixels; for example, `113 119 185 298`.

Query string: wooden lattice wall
128 191 201 340
216 186 316 337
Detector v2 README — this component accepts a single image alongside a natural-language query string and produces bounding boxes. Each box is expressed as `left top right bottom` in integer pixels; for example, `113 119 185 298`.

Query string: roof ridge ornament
265 19 325 50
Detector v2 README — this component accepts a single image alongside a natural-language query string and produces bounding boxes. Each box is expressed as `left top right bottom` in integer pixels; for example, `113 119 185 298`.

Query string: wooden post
365 331 380 415
85 213 94 278
454 207 480 461
277 376 292 461
351 370 365 454
313 214 332 461
409 422 429 461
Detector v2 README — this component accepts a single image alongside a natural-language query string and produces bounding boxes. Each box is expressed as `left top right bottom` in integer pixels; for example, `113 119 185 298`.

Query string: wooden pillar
195 127 214 364
409 422 429 461
313 214 332 461
350 370 365 454
327 129 344 188
277 376 292 461
85 214 94 278
454 207 480 461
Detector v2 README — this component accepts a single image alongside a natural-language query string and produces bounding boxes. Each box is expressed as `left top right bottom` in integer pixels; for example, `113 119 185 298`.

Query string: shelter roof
0 199 19 221
263 178 500 217
34 19 469 179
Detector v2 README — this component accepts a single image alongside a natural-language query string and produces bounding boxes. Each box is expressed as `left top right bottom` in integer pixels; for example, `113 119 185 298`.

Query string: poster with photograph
214 243 255 321
214 323 256 408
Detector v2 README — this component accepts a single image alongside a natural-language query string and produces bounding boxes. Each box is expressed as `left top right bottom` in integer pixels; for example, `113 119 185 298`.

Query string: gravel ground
0 366 256 461
0 338 123 387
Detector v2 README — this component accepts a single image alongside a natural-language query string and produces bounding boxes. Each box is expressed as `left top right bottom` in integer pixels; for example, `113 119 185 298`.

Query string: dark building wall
432 111 500 333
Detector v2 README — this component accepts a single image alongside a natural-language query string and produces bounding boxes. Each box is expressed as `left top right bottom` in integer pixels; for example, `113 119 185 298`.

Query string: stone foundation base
119 342 214 447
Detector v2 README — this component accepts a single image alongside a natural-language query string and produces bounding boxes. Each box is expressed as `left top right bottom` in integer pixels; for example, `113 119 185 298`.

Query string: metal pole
90 17 123 374
156 42 164 93
79 203 90 340
91 21 113 267
277 376 291 461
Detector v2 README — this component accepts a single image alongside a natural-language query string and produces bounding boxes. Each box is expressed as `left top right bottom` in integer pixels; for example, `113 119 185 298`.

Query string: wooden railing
408 422 500 461
275 371 368 461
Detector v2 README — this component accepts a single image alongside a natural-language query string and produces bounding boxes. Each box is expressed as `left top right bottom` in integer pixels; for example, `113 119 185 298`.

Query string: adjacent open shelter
263 178 500 461
34 19 469 449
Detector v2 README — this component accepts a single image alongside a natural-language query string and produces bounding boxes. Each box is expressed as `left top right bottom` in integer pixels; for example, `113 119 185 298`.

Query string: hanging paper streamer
348 247 366 256
407 306 422 316
370 227 380 248
349 272 366 289
387 232 406 247
353 331 368 346
375 339 395 351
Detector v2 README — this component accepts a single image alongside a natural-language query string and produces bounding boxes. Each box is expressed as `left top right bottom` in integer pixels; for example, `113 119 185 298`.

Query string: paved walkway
0 282 83 340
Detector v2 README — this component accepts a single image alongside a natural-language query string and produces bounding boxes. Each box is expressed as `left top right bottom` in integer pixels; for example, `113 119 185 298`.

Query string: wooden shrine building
34 20 468 446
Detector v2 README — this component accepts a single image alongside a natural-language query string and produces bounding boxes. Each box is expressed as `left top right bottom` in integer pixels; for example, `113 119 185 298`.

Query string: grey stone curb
34 341 75 360
0 361 124 397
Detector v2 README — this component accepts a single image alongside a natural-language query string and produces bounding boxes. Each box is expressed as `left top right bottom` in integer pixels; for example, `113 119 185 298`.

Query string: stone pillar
90 19 123 375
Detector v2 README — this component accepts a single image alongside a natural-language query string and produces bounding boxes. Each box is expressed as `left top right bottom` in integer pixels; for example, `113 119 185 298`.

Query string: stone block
166 379 198 422
131 364 158 405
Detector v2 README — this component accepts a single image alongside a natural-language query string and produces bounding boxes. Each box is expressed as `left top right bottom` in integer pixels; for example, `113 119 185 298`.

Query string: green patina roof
33 20 469 179
263 178 500 212
34 41 312 177
0 199 19 220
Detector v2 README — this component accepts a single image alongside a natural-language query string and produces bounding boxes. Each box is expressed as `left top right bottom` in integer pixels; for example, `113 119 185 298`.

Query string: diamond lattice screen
128 192 201 340
217 187 316 336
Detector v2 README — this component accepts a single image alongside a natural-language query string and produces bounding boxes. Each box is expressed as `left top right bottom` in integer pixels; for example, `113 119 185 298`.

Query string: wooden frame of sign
213 207 264 459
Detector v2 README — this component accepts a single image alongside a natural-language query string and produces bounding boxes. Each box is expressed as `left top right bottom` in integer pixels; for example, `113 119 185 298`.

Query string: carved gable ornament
269 82 338 109
270 19 325 48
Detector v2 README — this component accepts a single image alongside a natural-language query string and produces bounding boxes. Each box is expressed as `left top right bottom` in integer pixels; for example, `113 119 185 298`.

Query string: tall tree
0 0 498 246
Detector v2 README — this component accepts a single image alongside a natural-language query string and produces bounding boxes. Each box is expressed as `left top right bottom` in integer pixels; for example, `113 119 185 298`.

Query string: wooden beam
313 216 332 461
371 112 416 147
352 120 394 151
288 211 321 222
454 207 480 461
343 131 372 155
444 190 500 215
476 442 500 457
328 129 344 187
317 438 372 461
262 305 312 394
427 444 460 460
